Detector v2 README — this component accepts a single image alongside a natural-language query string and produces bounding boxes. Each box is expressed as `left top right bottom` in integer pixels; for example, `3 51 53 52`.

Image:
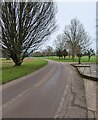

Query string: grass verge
2 58 48 84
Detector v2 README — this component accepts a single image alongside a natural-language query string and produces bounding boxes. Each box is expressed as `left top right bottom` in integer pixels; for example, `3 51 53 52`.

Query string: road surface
2 60 88 118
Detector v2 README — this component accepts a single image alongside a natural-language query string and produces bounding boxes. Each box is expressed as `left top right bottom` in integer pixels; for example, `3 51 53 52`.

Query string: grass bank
2 58 48 84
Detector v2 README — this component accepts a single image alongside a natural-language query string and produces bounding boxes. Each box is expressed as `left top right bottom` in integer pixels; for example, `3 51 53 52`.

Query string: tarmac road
2 60 88 118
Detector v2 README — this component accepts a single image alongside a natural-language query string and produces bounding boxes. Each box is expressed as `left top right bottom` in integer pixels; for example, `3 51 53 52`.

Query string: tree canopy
0 1 57 65
64 18 91 59
54 18 91 64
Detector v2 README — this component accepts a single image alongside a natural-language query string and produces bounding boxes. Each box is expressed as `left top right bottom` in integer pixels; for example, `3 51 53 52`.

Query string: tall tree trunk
78 57 81 64
69 54 70 58
12 57 23 66
72 55 75 61
88 56 91 61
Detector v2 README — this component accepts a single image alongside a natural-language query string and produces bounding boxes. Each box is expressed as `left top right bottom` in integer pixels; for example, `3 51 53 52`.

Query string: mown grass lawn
1 58 48 84
44 56 96 63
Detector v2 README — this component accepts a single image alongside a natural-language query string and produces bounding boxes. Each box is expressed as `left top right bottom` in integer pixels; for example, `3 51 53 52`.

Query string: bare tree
64 18 91 64
0 1 57 66
46 46 54 57
54 34 66 51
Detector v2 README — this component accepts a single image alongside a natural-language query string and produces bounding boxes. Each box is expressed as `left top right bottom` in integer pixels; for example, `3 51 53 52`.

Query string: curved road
2 60 87 118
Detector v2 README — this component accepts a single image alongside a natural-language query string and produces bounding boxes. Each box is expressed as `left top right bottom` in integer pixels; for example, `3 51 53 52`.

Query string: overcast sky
44 2 96 51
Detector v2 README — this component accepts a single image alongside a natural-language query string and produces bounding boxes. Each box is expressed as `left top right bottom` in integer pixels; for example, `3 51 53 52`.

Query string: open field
1 58 48 84
43 56 96 63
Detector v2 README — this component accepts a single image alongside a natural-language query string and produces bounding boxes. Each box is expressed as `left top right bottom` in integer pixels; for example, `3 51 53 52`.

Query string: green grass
43 56 96 63
1 56 96 84
2 58 48 84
